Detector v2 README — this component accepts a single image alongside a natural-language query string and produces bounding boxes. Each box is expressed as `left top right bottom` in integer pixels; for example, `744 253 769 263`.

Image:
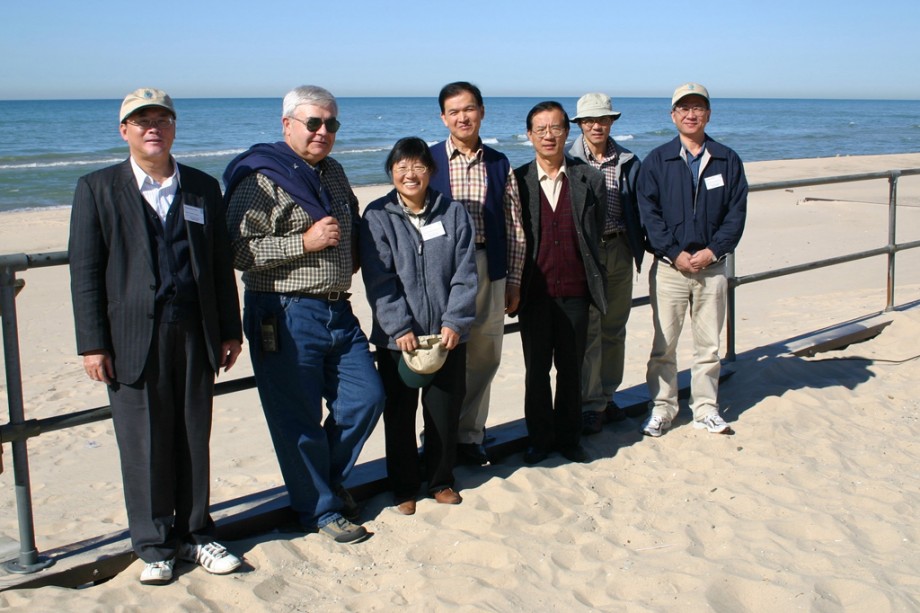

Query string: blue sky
2 0 918 100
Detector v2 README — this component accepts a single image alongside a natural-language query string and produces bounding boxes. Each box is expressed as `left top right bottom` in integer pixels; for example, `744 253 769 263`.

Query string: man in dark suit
513 101 607 466
69 88 243 585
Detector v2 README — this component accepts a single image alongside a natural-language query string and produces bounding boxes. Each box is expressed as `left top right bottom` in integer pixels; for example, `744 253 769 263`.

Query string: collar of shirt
582 136 618 165
130 156 180 223
129 155 180 191
396 192 430 230
679 143 707 190
679 142 707 166
446 136 484 162
537 161 567 211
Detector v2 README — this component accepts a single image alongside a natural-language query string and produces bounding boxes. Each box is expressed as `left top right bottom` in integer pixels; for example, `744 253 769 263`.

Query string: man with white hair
225 85 384 543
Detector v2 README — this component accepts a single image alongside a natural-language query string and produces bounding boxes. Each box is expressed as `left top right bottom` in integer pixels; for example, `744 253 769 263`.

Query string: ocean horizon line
3 95 920 103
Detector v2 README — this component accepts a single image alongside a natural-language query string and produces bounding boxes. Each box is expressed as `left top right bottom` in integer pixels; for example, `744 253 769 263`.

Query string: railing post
0 258 54 573
725 253 737 362
886 172 900 312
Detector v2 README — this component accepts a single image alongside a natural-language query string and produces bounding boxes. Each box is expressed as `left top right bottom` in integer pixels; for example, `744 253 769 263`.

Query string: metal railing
725 168 920 360
2 167 919 574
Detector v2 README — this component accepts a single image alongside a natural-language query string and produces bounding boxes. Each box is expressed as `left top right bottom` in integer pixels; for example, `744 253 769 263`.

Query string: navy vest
142 192 199 322
429 141 510 282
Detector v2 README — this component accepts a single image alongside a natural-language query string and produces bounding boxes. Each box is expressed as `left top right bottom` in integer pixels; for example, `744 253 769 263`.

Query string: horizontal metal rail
2 166 918 575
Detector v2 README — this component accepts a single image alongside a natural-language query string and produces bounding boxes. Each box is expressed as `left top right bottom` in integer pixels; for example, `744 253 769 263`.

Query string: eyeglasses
673 104 709 116
579 117 613 127
290 116 341 133
531 125 566 137
125 117 175 130
393 164 429 176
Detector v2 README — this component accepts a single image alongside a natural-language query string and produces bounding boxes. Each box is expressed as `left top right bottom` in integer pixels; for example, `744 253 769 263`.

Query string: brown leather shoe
395 499 416 515
433 487 462 505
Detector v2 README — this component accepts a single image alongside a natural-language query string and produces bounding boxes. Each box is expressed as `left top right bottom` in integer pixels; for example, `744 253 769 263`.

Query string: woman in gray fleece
360 137 478 515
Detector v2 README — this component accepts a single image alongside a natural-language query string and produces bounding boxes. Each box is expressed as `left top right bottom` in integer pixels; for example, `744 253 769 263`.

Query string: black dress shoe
559 445 589 463
582 410 604 435
604 401 627 423
457 443 490 466
523 446 549 465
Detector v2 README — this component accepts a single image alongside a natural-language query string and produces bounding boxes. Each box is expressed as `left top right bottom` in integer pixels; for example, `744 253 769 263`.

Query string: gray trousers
108 317 215 562
582 233 635 412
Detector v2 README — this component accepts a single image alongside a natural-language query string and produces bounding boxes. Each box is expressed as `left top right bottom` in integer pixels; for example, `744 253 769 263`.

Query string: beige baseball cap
572 92 621 121
119 88 176 123
398 334 448 388
671 82 710 107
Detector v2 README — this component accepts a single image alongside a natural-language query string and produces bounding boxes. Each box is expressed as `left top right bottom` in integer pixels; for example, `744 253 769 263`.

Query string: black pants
376 345 466 500
108 318 215 562
519 296 589 451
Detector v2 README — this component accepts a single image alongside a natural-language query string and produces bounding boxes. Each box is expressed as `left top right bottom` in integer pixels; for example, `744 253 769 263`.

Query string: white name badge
184 205 205 224
420 221 446 241
704 174 725 190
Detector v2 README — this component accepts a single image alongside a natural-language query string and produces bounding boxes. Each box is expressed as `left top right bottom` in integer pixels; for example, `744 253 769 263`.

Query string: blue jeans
244 291 384 528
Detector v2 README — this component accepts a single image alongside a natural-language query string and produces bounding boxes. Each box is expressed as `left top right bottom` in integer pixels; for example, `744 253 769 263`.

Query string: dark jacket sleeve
620 155 646 270
707 151 748 259
69 176 111 355
636 150 681 261
204 177 243 344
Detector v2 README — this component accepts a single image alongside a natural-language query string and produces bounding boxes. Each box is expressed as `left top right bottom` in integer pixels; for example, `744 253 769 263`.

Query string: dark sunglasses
290 116 341 133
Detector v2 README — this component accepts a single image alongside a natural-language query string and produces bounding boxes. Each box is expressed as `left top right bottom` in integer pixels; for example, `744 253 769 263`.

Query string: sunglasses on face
290 116 341 133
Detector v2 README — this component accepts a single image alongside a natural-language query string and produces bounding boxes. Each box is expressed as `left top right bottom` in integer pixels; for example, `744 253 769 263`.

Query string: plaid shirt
226 156 358 293
445 138 526 286
580 136 625 235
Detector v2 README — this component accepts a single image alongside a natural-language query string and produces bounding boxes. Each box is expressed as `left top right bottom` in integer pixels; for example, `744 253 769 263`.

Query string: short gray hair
282 85 338 118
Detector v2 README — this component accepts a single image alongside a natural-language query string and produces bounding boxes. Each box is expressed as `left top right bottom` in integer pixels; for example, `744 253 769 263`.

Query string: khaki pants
582 233 634 412
457 249 505 444
646 258 727 421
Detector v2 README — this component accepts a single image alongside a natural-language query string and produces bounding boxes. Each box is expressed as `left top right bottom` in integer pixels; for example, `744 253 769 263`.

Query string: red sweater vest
533 175 588 299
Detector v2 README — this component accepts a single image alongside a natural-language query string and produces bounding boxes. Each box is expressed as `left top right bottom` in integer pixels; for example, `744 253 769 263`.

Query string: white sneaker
693 413 734 434
641 415 671 437
139 559 174 585
179 541 241 575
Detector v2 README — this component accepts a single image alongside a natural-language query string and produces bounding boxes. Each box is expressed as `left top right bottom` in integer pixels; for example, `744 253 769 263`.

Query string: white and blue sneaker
693 413 734 434
641 415 671 437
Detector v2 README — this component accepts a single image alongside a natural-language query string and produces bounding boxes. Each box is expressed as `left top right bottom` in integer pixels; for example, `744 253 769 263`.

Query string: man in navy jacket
636 83 747 438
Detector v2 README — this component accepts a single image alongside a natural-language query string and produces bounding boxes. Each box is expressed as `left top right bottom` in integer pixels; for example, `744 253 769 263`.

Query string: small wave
481 137 499 145
0 148 246 170
336 147 389 155
0 157 123 170
175 148 245 160
613 134 634 141
0 203 72 215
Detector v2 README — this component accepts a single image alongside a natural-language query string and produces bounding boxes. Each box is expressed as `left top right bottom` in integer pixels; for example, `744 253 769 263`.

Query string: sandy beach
1 153 919 611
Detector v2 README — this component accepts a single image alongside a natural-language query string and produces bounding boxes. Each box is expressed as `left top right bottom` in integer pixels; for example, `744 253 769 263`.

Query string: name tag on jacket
704 174 725 190
184 205 205 224
421 221 446 241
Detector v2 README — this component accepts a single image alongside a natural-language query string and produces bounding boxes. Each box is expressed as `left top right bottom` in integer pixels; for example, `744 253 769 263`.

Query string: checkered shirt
226 156 359 293
580 136 625 235
445 138 526 286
